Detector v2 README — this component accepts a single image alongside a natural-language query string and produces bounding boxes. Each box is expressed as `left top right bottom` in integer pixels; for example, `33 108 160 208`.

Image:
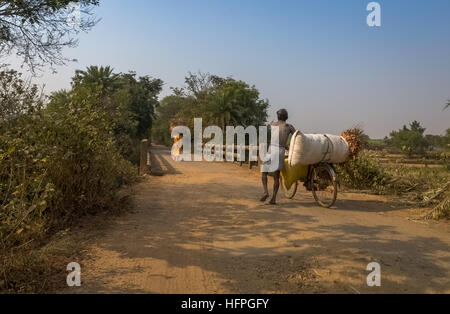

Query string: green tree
207 79 268 129
51 66 125 130
47 66 163 161
152 72 268 145
184 71 225 100
410 120 426 134
425 134 443 149
0 69 45 121
389 121 429 156
119 73 163 139
72 66 120 95
169 72 268 128
152 95 186 146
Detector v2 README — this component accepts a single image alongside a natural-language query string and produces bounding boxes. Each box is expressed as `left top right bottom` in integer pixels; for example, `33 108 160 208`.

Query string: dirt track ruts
65 146 450 294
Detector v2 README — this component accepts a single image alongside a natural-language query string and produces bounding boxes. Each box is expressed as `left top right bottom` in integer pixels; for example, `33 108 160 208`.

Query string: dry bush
422 182 450 220
1 106 137 248
0 246 63 293
336 149 449 221
1 70 138 292
335 150 391 193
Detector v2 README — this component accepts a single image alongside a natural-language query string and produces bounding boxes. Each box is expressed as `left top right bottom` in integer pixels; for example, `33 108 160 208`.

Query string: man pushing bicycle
260 109 296 205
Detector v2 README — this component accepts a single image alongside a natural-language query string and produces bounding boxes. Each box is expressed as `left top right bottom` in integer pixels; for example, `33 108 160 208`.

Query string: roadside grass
0 185 134 294
0 232 82 293
336 150 450 220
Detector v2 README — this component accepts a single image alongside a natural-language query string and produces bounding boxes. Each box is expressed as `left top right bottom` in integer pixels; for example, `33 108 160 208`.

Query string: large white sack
288 131 349 166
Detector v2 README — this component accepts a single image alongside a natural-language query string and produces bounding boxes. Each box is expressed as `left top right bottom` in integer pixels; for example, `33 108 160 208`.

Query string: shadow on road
150 146 182 175
77 147 450 294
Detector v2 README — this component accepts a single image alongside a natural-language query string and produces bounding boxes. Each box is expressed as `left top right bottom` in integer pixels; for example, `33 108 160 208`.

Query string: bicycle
281 159 338 208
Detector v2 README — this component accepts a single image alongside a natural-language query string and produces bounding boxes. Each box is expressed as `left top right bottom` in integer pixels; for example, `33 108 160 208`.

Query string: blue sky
15 0 450 138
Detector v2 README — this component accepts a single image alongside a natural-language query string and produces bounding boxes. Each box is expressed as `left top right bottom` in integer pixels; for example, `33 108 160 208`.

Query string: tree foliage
0 0 99 72
152 72 269 145
1 65 163 254
48 65 163 160
388 121 429 156
0 69 45 120
443 129 450 150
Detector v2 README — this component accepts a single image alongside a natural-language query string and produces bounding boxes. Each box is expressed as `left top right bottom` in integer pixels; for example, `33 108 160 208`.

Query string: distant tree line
367 120 450 156
152 72 269 146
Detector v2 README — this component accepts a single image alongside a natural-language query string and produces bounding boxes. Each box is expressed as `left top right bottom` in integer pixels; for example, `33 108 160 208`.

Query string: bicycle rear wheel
282 178 298 199
311 164 338 208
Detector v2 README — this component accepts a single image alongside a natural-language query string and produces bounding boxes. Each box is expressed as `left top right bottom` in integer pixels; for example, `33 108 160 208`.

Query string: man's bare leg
269 171 281 205
261 172 269 202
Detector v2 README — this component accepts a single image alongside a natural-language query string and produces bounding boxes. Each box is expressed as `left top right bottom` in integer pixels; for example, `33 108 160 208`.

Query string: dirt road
68 146 450 294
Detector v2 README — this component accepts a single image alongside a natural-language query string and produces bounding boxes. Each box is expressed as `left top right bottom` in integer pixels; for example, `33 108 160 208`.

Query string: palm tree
72 66 120 93
210 87 242 130
445 100 450 111
71 66 123 119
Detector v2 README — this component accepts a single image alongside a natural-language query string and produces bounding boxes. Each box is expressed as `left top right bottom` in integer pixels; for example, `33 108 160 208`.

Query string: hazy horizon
5 0 450 138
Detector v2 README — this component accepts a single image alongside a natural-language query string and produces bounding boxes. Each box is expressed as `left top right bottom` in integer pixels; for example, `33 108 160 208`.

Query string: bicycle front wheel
311 164 338 208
